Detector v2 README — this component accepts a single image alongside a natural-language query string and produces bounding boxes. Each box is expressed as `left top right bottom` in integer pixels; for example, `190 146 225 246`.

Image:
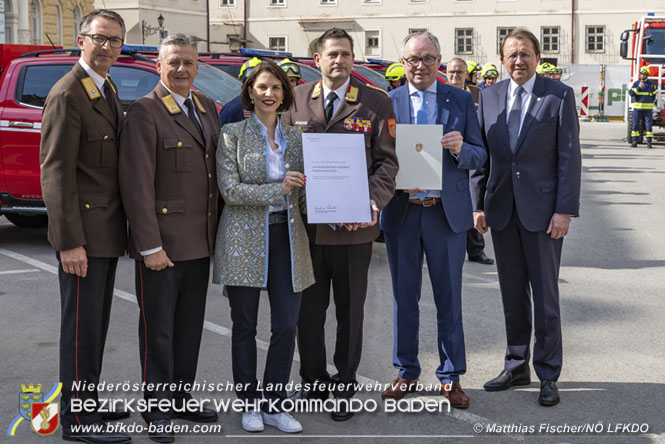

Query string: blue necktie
415 90 428 201
508 86 525 153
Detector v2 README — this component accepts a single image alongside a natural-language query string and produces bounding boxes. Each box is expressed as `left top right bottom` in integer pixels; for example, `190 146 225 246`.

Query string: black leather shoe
148 419 174 443
538 381 560 406
330 398 354 422
62 423 131 444
101 410 130 421
483 370 531 391
648 141 653 149
174 406 218 423
631 141 638 147
290 389 329 401
468 252 495 265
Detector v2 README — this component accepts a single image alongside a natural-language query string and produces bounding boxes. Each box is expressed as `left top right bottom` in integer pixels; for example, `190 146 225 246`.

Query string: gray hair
448 57 467 67
80 9 126 37
402 31 441 56
158 34 198 60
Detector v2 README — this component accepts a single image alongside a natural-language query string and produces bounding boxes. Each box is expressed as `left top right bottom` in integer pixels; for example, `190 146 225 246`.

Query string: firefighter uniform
630 73 656 147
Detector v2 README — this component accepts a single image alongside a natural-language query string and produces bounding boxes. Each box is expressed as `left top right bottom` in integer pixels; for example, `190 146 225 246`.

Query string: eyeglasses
504 52 535 62
447 70 465 75
81 33 124 49
404 56 438 67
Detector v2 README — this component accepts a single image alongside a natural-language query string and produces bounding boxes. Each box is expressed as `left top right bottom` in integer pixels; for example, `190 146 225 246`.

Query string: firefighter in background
466 60 481 85
478 63 499 89
552 65 563 81
219 56 261 127
536 62 553 78
279 58 302 88
385 62 407 90
630 66 656 148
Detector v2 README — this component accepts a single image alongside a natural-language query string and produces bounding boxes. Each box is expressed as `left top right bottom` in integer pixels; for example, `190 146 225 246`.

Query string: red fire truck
620 14 665 144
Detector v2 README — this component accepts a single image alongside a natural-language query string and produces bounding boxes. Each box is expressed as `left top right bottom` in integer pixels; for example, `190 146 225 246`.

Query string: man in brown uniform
40 9 130 444
281 27 398 421
118 34 219 442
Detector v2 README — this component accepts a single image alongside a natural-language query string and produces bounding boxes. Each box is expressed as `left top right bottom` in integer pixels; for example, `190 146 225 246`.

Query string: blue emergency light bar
122 44 159 53
239 48 293 58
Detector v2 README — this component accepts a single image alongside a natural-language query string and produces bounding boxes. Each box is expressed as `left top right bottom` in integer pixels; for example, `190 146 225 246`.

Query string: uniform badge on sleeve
344 117 372 133
388 118 396 138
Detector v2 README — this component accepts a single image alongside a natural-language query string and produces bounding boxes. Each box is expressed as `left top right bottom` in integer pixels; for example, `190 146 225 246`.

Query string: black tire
4 213 48 228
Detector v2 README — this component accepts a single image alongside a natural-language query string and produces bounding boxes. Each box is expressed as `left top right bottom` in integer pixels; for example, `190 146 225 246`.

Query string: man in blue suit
379 31 487 409
471 28 581 407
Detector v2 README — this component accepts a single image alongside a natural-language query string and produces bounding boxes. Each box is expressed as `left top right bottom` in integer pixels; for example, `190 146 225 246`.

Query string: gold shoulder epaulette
105 75 118 95
161 94 181 114
80 77 100 100
366 83 389 97
344 85 358 102
192 94 207 113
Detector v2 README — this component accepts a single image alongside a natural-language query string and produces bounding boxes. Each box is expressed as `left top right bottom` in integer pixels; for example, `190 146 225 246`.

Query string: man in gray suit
471 28 581 407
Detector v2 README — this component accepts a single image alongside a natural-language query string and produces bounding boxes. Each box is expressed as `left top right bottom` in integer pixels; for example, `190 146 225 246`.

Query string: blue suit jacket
218 95 245 127
380 82 487 234
471 75 581 232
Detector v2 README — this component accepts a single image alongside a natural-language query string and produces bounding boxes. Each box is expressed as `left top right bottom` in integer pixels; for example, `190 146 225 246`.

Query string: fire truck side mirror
620 40 628 59
620 31 630 42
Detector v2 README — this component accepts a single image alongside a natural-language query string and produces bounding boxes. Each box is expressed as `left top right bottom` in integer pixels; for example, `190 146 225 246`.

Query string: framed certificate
395 124 443 190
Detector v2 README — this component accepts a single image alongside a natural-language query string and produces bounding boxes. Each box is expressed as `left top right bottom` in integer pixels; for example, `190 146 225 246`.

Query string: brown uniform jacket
40 62 126 257
118 83 219 261
281 77 398 245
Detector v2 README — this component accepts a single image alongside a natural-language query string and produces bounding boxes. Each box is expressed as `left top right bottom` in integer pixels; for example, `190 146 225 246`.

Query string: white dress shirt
78 59 110 99
506 74 537 135
321 77 351 119
253 114 287 213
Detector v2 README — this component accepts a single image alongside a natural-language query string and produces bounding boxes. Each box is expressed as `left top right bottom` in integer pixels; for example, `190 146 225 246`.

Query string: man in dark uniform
218 57 260 127
40 9 131 444
281 27 398 421
630 66 656 148
119 34 220 442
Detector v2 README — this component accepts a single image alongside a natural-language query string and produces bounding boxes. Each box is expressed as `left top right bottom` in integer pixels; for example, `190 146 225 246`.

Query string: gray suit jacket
471 75 581 232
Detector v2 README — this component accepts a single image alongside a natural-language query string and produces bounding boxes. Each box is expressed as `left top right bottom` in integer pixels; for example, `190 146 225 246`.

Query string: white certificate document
395 124 443 190
302 133 371 224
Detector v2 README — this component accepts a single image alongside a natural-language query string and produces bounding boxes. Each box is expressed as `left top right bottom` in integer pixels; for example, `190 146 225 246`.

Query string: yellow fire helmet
640 66 651 75
466 60 481 74
238 57 262 80
279 58 302 80
385 62 406 81
480 63 499 78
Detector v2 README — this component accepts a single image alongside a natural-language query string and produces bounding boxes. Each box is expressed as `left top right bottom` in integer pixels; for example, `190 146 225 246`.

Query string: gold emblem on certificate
415 143 423 152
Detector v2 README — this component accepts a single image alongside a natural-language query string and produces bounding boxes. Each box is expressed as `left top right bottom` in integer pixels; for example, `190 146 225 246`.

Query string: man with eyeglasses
40 9 131 444
379 32 486 409
281 27 398 421
471 28 581 407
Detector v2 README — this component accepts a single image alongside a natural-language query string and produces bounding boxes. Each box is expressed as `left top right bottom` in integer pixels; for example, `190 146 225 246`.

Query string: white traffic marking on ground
0 268 40 275
0 247 498 435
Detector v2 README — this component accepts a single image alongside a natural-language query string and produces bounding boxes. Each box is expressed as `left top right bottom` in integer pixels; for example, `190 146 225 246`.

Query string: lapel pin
537 97 542 102
445 99 450 103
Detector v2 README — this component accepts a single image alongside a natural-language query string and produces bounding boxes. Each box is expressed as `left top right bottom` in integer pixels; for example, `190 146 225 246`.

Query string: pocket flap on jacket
155 199 185 214
80 194 110 210
163 138 191 149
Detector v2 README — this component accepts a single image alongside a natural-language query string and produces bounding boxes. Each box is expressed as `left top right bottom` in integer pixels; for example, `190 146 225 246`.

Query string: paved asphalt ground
1 121 664 444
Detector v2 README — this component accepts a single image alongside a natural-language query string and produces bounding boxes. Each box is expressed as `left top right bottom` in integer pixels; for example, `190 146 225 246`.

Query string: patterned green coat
212 115 314 292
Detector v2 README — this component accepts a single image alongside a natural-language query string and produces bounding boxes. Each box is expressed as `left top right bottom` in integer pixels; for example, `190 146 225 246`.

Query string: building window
586 25 605 53
269 36 286 51
268 0 285 6
320 0 336 4
56 3 63 45
409 0 429 3
363 0 381 4
496 27 515 55
365 30 380 56
73 5 82 44
30 0 42 44
455 28 473 55
541 26 559 53
220 0 236 5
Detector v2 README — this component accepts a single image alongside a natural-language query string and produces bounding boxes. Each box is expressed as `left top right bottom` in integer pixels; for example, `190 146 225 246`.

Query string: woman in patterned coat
213 61 314 434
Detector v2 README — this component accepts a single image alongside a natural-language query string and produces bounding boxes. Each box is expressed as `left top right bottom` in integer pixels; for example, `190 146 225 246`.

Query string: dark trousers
227 222 301 413
297 241 373 398
135 256 209 422
466 228 486 257
384 203 467 383
58 254 118 428
632 108 654 141
491 208 563 382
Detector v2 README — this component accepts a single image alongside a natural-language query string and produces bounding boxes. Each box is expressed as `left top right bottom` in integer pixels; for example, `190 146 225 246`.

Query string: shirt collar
252 113 285 146
160 81 192 110
509 73 536 97
78 58 108 92
408 80 437 97
322 77 351 103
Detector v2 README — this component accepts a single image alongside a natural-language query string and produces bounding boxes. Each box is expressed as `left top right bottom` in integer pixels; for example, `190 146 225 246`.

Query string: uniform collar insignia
311 81 322 99
344 85 358 103
192 94 207 113
161 94 182 114
106 75 117 95
80 77 100 100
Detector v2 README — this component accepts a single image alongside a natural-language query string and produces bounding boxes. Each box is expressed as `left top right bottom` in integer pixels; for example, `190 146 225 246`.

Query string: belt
408 197 441 207
268 210 288 224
